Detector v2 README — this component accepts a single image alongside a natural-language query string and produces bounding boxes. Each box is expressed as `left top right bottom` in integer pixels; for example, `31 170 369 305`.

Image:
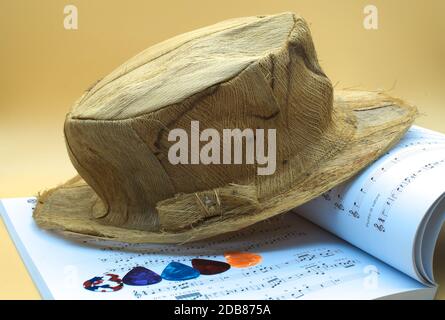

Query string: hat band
156 184 260 231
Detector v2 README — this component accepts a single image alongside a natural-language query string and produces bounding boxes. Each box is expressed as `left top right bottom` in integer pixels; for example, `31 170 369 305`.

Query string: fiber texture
33 12 417 243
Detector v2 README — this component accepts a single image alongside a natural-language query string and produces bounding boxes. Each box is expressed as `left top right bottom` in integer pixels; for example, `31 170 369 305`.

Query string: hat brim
33 90 417 244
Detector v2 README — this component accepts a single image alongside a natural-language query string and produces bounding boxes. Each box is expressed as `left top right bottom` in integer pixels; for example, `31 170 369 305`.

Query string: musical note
308 126 445 235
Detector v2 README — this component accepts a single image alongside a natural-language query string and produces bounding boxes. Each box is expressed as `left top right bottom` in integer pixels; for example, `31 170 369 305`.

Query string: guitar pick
83 273 123 292
161 262 200 281
122 266 162 286
191 258 231 275
224 251 262 268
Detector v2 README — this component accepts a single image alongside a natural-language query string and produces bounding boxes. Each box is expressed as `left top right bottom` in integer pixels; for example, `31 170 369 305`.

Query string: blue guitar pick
123 266 162 286
161 262 200 281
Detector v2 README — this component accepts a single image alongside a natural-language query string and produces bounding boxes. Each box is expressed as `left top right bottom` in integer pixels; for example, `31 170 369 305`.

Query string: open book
1 126 444 300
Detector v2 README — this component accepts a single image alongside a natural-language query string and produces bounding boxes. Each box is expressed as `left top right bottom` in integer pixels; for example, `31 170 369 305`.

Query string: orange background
0 0 444 299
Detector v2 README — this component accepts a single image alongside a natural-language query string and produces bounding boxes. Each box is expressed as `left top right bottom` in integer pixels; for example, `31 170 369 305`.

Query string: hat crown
65 12 337 232
71 13 298 120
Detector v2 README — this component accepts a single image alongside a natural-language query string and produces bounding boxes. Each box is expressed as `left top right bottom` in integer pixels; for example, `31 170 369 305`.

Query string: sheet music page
0 197 431 300
296 126 445 282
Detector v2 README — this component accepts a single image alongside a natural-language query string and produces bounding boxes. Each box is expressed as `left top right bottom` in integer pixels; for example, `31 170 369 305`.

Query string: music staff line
129 253 359 300
318 135 445 232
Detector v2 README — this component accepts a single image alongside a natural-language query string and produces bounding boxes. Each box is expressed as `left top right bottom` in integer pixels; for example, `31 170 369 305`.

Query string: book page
296 126 445 283
414 192 445 284
0 197 433 300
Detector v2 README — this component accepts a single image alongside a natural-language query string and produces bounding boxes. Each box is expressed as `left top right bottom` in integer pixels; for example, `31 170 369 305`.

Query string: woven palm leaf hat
34 12 417 244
